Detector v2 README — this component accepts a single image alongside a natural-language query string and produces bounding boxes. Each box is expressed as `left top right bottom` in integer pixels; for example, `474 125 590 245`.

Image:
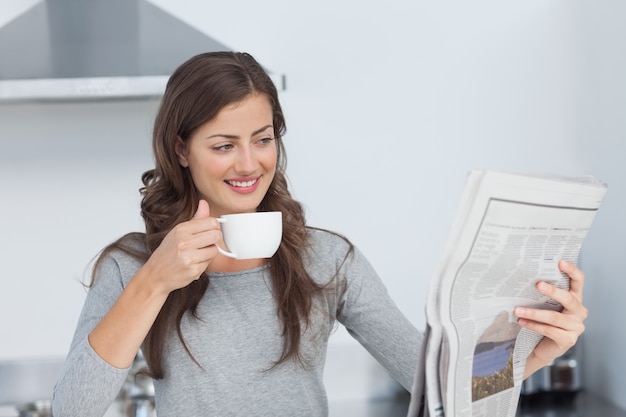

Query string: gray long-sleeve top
52 228 422 416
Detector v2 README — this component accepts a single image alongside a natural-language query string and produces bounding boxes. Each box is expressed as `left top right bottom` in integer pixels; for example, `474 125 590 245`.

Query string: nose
234 145 257 174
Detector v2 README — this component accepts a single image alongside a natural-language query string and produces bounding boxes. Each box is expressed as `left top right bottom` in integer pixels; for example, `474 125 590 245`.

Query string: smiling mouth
225 178 258 188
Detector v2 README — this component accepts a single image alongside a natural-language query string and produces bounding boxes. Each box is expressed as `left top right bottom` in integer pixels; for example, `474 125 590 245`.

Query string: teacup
216 211 282 260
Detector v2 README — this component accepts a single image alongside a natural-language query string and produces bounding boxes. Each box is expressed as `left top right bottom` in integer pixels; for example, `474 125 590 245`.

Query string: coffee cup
216 211 282 260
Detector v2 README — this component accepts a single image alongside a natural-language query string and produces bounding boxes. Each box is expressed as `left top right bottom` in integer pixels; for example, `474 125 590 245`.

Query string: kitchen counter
517 392 626 417
1 391 623 417
328 391 626 417
329 395 411 416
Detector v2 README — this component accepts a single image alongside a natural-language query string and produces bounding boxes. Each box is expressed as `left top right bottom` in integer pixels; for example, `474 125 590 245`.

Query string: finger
559 260 585 300
518 318 580 351
188 245 219 267
176 242 219 277
169 224 221 259
186 200 220 236
516 306 586 332
192 229 222 250
536 281 588 319
193 199 211 219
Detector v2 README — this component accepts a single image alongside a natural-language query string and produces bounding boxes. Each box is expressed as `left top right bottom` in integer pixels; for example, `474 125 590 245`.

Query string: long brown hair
92 52 335 379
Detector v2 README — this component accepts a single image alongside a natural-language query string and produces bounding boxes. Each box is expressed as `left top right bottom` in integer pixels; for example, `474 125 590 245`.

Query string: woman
52 52 588 416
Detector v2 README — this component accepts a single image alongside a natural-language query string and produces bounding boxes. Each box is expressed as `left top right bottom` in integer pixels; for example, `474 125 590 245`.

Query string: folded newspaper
407 169 608 417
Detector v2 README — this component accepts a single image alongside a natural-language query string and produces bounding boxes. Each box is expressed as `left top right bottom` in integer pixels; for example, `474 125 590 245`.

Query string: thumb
193 199 210 219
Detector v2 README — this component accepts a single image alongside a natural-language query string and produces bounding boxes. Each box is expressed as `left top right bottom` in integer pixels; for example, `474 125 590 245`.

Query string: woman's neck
206 255 267 273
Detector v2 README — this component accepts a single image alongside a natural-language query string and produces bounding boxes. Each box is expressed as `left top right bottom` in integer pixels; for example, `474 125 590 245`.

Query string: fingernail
537 281 549 291
515 307 526 316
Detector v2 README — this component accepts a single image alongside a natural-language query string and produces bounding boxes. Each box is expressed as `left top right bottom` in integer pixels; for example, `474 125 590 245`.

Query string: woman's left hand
516 259 589 379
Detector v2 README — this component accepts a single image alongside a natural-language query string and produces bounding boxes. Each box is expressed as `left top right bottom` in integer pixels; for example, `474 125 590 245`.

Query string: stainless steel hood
0 0 285 102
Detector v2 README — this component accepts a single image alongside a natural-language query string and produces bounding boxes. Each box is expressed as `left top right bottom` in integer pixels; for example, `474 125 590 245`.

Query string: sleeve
336 246 423 391
52 254 132 417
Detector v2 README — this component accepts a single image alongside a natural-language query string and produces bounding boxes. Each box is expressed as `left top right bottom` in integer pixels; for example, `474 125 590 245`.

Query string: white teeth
227 179 257 187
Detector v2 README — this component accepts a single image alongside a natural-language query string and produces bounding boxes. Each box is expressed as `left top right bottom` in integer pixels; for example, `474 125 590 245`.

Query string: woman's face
175 93 277 217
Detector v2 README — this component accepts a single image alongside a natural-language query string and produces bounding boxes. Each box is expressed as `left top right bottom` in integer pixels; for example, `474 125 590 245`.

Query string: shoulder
304 227 381 281
302 227 363 285
305 227 354 262
94 233 147 287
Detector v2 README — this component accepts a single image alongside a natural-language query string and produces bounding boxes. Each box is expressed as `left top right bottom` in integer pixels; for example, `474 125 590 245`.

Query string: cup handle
216 245 237 259
216 218 237 258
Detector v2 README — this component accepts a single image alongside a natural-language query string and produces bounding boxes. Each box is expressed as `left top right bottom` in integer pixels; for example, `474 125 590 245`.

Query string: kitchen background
0 0 625 412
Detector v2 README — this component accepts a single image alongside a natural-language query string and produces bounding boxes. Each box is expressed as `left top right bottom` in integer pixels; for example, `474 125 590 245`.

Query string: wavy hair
92 52 337 379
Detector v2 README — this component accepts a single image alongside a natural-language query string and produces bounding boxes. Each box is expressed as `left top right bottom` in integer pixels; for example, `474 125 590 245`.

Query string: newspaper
407 169 607 417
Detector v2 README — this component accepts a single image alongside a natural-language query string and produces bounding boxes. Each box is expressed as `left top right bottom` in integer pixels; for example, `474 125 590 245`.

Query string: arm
53 201 221 417
88 200 220 368
52 254 138 417
336 245 423 391
516 260 588 379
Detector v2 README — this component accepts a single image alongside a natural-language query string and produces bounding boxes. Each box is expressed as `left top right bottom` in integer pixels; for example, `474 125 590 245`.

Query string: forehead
204 94 273 131
220 93 272 119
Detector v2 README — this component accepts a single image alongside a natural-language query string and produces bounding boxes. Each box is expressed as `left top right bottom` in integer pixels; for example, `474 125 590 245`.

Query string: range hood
0 0 285 102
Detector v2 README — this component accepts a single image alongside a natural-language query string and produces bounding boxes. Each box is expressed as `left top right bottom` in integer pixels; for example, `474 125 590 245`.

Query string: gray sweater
52 228 422 417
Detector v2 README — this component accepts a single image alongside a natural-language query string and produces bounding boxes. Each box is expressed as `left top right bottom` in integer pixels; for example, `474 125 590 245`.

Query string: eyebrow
206 124 274 140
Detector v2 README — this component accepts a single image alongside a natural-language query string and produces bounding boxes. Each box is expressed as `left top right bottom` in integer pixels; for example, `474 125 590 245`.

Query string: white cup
216 211 282 260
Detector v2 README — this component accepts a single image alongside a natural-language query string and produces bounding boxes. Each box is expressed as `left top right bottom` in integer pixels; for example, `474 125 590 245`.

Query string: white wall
0 99 158 357
1 0 624 408
567 0 626 409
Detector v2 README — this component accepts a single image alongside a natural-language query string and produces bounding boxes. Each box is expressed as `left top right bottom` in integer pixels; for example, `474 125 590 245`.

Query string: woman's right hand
143 200 221 294
88 200 221 368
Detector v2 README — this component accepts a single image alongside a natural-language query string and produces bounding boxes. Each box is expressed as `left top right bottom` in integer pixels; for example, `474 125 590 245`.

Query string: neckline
206 263 270 279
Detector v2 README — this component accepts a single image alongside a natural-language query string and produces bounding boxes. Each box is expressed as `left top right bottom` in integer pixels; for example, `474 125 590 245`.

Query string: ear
174 136 189 168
